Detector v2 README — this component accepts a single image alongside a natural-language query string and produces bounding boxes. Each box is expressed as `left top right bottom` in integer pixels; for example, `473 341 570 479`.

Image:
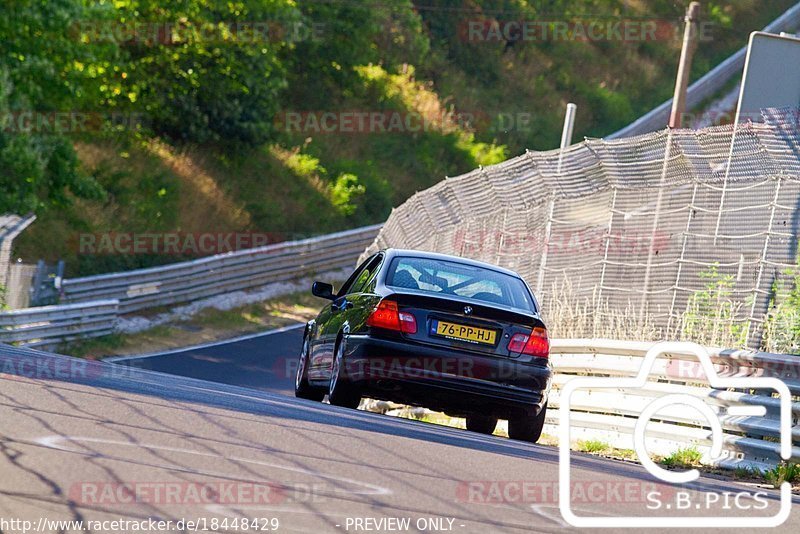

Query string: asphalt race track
0 335 798 532
107 324 305 396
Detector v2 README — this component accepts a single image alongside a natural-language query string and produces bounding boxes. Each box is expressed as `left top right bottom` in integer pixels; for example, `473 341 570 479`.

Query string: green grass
761 463 800 488
662 447 704 469
732 466 760 480
576 439 611 454
61 331 149 359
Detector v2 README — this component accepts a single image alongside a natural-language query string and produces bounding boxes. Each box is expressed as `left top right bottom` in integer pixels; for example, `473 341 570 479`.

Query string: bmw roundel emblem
464 306 473 315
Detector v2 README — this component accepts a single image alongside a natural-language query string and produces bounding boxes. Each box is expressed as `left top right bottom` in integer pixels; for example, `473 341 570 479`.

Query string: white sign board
737 31 800 122
715 31 800 243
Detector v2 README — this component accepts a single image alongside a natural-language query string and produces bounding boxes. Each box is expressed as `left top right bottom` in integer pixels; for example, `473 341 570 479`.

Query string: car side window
337 254 381 297
348 254 384 295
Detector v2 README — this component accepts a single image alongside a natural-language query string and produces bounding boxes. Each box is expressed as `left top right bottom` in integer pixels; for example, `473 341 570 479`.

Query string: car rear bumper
341 334 551 418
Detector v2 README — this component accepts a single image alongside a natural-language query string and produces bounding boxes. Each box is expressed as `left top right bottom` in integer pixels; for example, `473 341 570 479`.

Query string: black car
295 249 552 442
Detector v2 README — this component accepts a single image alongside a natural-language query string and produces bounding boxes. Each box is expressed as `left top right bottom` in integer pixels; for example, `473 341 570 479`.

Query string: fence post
667 182 699 334
597 187 618 303
536 196 556 295
746 177 783 348
640 129 674 320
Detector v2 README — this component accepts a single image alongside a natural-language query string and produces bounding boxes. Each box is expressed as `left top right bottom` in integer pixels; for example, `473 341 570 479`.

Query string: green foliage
284 152 324 178
732 465 760 480
4 0 797 276
107 0 300 145
761 462 800 488
284 0 428 107
662 447 703 469
762 264 800 354
330 173 365 216
0 0 108 215
576 439 610 453
677 264 749 348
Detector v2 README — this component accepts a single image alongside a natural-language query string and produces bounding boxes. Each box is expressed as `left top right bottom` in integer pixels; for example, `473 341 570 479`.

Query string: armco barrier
546 339 800 471
0 225 380 347
61 224 381 314
0 299 118 348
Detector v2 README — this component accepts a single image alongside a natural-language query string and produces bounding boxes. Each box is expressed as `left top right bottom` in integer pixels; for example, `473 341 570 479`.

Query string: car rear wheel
295 336 325 401
465 415 498 435
328 339 361 409
508 403 547 443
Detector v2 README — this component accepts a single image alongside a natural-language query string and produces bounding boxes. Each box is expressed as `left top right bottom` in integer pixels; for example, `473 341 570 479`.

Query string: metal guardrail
0 213 37 293
0 225 380 347
607 2 800 139
61 225 381 314
545 339 800 471
0 299 118 348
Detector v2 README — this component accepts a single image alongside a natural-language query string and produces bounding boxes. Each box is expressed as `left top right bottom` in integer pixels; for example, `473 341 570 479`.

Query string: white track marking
34 435 390 496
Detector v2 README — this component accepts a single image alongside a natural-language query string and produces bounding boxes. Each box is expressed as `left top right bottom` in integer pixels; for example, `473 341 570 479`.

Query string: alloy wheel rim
329 344 342 395
296 339 308 389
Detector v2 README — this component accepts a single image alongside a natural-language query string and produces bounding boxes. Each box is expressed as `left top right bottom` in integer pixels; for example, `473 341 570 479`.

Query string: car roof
380 248 524 279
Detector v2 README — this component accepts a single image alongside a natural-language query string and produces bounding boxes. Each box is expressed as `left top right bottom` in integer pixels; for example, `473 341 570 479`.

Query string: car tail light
507 327 549 358
367 300 417 334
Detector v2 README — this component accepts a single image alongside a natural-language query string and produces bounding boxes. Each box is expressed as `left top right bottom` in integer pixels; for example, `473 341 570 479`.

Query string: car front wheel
508 403 547 443
327 339 361 409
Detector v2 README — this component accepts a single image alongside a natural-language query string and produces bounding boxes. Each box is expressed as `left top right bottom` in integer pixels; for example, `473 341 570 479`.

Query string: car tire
295 335 325 402
508 403 547 443
465 415 498 435
328 339 361 409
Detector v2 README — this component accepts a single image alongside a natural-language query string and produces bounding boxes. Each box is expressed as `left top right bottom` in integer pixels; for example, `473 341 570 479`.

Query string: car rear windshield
386 256 535 312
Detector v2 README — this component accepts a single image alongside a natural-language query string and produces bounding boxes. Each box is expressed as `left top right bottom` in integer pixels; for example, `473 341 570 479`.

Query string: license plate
433 320 496 345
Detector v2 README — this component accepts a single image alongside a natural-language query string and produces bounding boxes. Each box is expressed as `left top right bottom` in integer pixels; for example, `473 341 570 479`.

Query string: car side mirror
312 281 335 300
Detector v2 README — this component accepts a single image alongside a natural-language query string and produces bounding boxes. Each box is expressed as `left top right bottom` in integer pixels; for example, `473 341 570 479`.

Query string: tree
0 1 107 214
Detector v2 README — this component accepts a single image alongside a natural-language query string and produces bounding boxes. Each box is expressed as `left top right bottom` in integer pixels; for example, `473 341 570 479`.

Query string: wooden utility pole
669 2 701 128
